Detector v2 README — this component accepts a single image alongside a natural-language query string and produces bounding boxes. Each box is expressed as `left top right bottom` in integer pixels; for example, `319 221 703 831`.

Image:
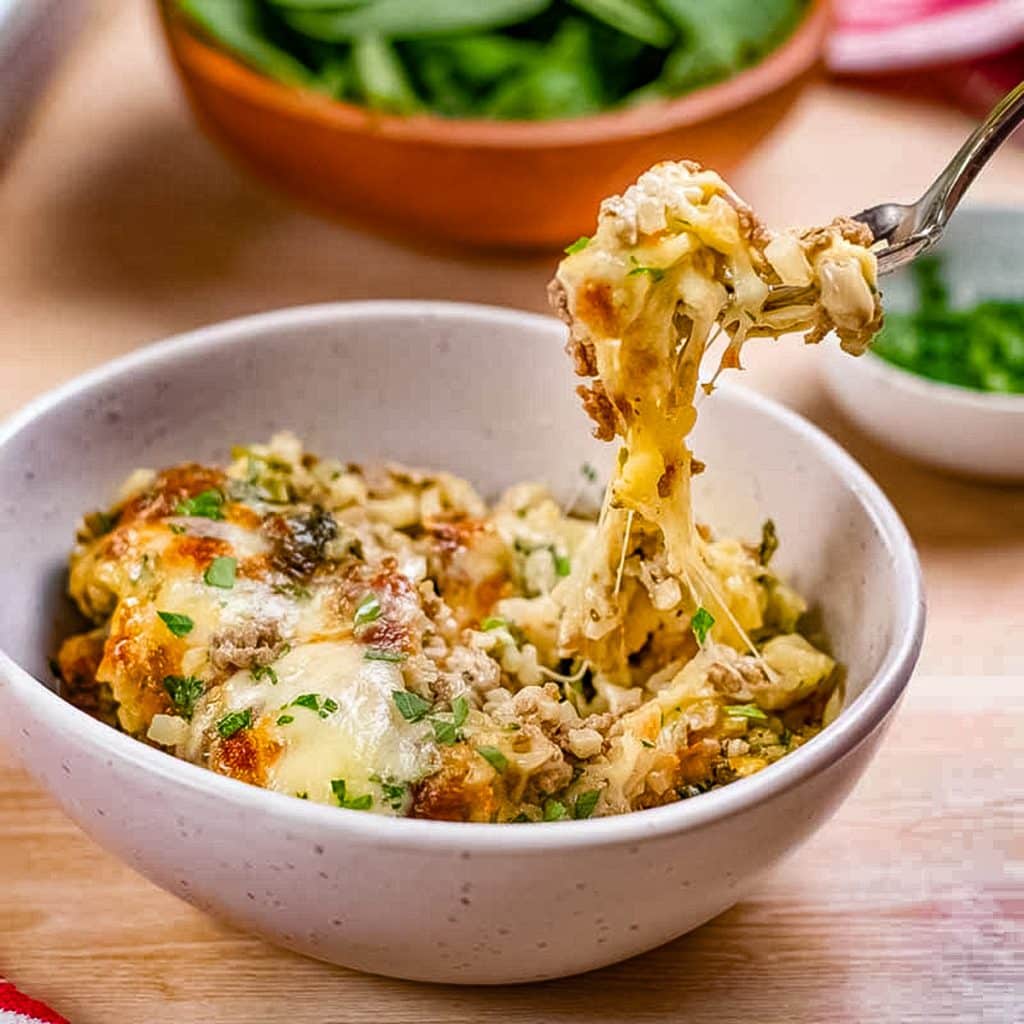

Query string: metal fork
767 80 1024 307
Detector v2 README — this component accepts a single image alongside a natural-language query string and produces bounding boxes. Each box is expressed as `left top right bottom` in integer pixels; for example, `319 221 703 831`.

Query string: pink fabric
0 981 69 1024
835 0 1000 30
828 0 1024 72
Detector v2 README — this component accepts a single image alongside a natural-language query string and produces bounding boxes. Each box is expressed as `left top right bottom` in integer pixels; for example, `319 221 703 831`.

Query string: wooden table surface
2 5 1022 1022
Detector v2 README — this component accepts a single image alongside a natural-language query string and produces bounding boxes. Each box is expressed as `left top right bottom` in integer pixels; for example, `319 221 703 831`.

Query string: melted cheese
214 641 438 811
550 161 881 678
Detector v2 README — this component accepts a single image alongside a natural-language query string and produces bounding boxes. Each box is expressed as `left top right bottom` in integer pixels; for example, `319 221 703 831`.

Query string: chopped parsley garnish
432 695 469 746
574 789 601 819
276 714 294 726
291 693 338 718
330 779 372 811
364 648 406 663
168 523 187 535
216 708 252 738
543 799 568 821
552 551 571 577
233 448 293 504
391 691 466 744
251 664 278 685
175 489 224 520
162 675 204 719
480 616 508 631
580 461 598 484
758 519 779 566
371 776 407 810
564 235 590 255
204 555 237 589
353 593 382 629
392 690 432 722
272 581 312 600
157 611 194 637
690 606 715 645
628 257 666 282
476 745 508 773
726 703 768 721
432 719 460 746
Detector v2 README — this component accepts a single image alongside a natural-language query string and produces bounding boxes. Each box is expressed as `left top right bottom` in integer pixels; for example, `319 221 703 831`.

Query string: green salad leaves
874 256 1024 395
175 0 808 120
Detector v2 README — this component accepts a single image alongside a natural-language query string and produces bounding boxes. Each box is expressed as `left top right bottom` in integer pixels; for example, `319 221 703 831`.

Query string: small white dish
0 302 924 983
822 206 1024 481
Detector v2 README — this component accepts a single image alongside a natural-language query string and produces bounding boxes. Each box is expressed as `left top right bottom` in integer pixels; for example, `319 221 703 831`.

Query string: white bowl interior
0 302 906 714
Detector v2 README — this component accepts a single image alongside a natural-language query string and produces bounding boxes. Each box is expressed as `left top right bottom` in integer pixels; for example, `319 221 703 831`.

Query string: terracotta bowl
157 1 830 248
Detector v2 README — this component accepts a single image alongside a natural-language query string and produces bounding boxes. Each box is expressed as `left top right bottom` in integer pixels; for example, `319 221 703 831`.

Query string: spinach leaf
178 0 317 85
283 0 552 42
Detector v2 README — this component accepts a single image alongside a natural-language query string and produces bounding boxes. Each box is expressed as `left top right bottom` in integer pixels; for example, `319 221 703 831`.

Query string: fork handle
918 80 1024 231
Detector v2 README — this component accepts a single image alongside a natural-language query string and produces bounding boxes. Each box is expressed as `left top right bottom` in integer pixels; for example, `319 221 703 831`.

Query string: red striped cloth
0 981 68 1024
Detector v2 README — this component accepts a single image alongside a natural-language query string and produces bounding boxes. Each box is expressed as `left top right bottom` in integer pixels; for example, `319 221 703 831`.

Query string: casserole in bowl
0 302 923 982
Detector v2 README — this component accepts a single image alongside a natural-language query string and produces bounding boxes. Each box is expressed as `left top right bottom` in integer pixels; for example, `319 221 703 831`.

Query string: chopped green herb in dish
217 708 253 738
175 488 225 520
690 606 715 645
874 256 1024 395
157 611 194 637
174 0 809 121
204 555 237 589
163 675 205 720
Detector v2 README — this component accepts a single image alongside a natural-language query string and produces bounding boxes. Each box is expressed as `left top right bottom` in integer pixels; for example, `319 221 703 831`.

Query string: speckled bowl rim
0 301 925 852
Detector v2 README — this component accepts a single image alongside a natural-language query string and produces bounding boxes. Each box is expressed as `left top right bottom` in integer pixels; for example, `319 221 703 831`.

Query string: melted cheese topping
216 642 436 808
550 161 881 678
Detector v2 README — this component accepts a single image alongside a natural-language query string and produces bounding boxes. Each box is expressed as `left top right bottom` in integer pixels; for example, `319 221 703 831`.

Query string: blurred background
3 0 1022 676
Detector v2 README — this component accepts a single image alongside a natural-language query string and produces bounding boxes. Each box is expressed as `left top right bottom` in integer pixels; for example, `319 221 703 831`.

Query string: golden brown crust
410 744 501 822
57 629 112 723
119 465 227 525
210 727 280 786
163 533 232 572
98 602 182 735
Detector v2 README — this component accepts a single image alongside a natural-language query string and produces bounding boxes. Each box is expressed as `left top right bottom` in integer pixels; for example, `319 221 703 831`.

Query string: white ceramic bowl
0 302 924 984
822 206 1024 480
